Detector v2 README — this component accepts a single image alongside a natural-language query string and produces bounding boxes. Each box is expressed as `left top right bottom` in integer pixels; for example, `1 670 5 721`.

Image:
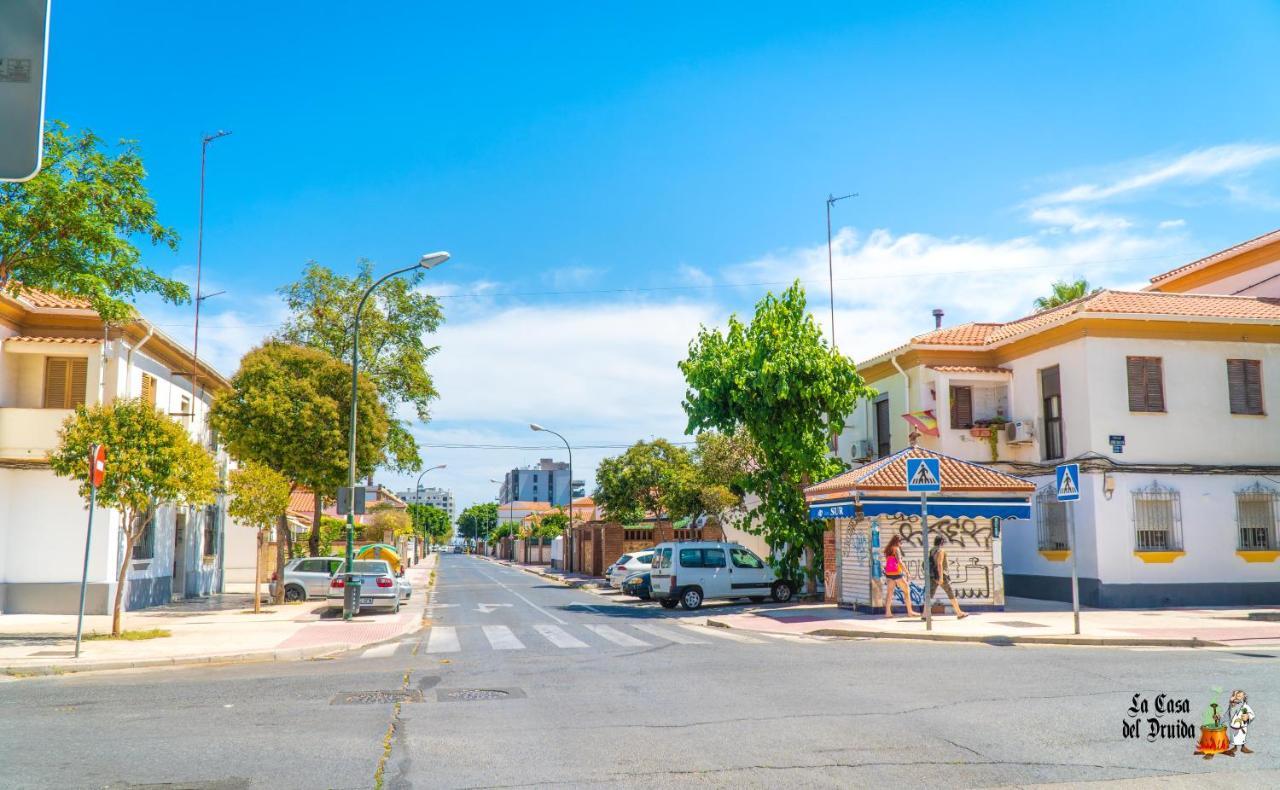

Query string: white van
649 541 793 610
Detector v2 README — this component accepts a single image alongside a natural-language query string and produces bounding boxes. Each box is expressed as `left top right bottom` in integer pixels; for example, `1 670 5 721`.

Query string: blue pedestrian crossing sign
905 457 942 492
1055 463 1081 502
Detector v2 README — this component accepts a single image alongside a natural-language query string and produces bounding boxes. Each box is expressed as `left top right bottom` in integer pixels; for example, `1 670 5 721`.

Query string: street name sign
0 0 51 181
905 457 941 492
1055 463 1081 502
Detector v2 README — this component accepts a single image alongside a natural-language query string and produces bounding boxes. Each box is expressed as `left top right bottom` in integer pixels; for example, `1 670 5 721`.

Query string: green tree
529 510 568 540
684 430 756 519
364 504 413 542
275 261 444 472
457 502 498 542
50 399 219 635
679 281 872 590
209 342 389 597
1033 277 1097 311
594 439 696 524
226 461 292 614
409 504 451 545
0 122 185 322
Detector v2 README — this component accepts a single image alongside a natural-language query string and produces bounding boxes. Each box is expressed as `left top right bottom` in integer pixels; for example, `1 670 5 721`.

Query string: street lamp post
343 252 449 620
530 424 573 570
825 191 857 349
413 464 446 560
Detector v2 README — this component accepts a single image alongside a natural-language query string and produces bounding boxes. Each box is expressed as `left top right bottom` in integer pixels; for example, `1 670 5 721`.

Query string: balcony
0 408 74 461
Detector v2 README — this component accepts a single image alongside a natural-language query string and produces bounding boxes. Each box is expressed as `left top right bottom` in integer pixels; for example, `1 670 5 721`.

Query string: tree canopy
275 261 444 472
594 439 695 523
1033 277 1097 311
409 503 452 545
226 460 292 613
50 399 219 634
679 281 871 587
0 122 186 322
457 502 498 541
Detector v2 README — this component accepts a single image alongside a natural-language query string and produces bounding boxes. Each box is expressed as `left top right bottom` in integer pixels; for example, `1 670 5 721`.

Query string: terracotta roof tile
5 287 94 309
806 446 1034 498
1149 228 1280 284
911 323 1001 346
5 335 103 344
926 365 1010 374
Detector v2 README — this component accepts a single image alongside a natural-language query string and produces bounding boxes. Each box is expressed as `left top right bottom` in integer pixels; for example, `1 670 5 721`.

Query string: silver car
606 550 654 588
270 556 343 602
325 559 401 614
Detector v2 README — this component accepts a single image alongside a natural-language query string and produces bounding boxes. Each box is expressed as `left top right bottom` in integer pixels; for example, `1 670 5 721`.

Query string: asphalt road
2 553 1278 789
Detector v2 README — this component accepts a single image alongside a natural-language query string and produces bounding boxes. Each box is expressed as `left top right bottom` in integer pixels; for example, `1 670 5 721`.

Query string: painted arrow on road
475 603 514 614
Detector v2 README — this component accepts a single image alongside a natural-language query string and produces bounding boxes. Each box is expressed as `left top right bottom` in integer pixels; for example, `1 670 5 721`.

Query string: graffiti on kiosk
851 532 868 566
878 514 994 601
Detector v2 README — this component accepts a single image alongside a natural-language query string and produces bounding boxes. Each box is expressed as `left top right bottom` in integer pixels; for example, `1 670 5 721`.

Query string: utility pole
825 192 858 349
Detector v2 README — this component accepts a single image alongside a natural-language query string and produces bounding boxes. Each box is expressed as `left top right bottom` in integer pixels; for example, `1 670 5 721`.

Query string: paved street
2 553 1278 789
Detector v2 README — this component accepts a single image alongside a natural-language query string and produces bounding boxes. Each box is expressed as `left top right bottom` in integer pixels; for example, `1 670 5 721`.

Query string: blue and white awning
808 496 1030 521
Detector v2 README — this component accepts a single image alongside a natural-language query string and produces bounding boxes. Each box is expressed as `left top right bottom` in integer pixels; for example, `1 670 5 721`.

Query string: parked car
270 556 343 602
606 550 654 588
621 571 651 600
397 572 413 600
326 559 401 614
649 541 793 610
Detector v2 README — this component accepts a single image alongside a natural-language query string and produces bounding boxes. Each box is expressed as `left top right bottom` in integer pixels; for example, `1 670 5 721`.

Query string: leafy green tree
275 261 444 472
679 281 871 589
683 430 756 519
1033 277 1097 311
594 439 696 524
0 122 186 322
227 461 292 613
209 342 389 596
457 502 498 542
409 504 451 545
363 504 413 543
50 399 219 635
529 510 568 540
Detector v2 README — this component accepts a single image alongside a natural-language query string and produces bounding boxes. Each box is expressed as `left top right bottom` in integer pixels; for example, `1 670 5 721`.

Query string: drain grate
331 689 423 705
437 688 514 702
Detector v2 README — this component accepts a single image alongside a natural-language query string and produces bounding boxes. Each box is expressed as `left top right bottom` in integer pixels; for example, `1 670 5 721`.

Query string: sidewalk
704 599 1280 648
482 555 611 590
0 554 436 677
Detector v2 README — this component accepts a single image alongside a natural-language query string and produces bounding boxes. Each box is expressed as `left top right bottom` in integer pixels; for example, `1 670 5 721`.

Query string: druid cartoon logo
1195 687 1257 759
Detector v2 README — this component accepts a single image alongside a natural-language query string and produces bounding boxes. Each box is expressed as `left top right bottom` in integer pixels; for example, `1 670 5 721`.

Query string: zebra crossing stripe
533 624 589 648
630 623 706 644
482 625 525 650
426 626 460 653
362 642 398 659
685 625 764 644
585 624 649 647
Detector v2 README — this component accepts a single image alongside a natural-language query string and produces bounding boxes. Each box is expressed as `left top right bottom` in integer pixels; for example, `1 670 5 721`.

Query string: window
653 548 671 569
140 373 157 407
1227 359 1264 415
874 396 891 458
1132 482 1182 551
702 548 726 568
132 506 156 560
949 385 973 429
730 547 765 569
1126 356 1165 413
179 395 191 418
202 505 219 559
678 548 704 567
1035 485 1070 550
1236 483 1278 550
43 357 88 409
1040 366 1063 461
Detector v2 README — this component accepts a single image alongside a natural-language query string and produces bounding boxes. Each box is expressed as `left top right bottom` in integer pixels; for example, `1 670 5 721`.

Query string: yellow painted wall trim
1235 550 1280 563
1133 550 1186 564
1038 549 1071 562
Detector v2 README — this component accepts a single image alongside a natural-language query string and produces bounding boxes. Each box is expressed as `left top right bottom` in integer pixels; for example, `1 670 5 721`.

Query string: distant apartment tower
499 458 585 506
399 486 455 521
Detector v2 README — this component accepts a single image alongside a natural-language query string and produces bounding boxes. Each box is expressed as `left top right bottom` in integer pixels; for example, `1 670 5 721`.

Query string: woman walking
882 535 918 618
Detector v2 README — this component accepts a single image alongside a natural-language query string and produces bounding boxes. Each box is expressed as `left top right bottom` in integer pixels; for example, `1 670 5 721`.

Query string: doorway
172 511 187 600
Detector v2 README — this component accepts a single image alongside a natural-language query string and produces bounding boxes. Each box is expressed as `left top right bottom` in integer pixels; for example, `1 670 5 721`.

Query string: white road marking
426 626 460 653
533 624 589 648
475 603 514 614
362 643 398 658
630 623 706 644
473 569 569 625
483 625 526 650
683 625 764 644
586 624 649 647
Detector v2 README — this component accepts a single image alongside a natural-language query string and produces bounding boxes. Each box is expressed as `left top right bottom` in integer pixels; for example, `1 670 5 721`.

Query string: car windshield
335 560 391 575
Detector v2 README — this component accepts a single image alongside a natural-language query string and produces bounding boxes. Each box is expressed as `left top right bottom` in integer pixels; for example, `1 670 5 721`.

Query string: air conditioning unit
854 439 873 460
1005 419 1035 444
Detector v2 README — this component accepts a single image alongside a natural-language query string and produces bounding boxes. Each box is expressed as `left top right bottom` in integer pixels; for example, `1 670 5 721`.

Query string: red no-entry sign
90 444 106 487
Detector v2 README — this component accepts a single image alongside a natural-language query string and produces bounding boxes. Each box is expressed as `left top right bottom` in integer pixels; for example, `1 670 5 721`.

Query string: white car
325 559 401 614
606 550 654 588
649 541 793 610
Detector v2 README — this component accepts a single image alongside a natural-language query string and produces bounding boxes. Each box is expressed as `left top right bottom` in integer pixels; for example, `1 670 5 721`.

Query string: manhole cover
438 688 512 702
331 689 423 705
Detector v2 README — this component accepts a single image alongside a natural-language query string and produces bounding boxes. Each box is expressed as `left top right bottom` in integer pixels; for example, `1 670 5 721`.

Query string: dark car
621 571 651 601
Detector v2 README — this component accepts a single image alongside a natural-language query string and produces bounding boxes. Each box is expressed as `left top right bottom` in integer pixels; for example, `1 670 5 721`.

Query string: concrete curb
703 618 1227 648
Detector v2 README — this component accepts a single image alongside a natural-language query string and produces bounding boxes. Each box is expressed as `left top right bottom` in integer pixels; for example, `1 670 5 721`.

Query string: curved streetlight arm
533 426 574 531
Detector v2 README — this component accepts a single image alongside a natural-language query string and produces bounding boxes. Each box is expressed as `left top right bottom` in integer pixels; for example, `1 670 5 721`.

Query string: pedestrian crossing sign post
905 457 942 632
1055 462 1082 635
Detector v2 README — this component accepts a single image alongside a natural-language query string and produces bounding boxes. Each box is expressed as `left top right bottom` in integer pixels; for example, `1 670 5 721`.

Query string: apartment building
0 288 238 614
399 486 455 520
499 458 586 506
834 232 1280 607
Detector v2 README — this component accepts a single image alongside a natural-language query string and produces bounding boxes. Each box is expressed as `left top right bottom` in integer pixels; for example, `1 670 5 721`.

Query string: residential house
0 288 237 614
834 234 1280 607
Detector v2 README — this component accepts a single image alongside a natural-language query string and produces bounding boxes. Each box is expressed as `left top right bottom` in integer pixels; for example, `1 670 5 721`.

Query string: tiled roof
288 487 316 523
5 335 103 344
1149 228 1280 285
5 287 94 309
911 323 1001 346
806 445 1035 498
926 365 1010 374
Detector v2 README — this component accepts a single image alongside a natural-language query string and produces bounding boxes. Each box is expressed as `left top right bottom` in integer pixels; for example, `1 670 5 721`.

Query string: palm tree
1034 278 1096 311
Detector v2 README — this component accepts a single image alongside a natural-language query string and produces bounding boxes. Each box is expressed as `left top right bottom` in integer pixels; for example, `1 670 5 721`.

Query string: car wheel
771 581 793 603
680 588 704 610
283 585 305 603
659 599 679 609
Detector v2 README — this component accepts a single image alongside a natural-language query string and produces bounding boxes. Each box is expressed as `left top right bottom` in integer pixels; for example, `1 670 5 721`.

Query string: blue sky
45 1 1280 513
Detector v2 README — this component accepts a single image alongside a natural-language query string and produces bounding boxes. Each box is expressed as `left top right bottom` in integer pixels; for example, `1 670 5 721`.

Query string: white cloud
1028 206 1133 233
1157 219 1186 230
678 264 714 287
1036 143 1280 205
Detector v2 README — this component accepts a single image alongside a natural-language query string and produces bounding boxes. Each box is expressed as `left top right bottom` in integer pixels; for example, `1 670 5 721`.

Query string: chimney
932 308 944 329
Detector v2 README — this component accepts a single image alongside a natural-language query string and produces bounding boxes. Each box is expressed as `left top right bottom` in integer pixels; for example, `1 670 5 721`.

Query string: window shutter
43 359 68 408
1145 358 1164 411
1127 356 1164 412
140 374 156 407
69 358 88 407
1228 359 1263 415
950 386 973 429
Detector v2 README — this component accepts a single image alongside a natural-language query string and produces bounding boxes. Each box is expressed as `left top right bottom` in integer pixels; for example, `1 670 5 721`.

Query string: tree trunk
275 515 288 605
310 491 322 557
253 528 263 614
113 511 141 638
283 518 294 561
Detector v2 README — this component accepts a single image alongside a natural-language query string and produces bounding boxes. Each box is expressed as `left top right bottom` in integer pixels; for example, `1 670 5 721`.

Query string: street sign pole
920 491 931 632
1055 463 1082 635
905 457 941 632
1069 500 1080 635
74 444 106 658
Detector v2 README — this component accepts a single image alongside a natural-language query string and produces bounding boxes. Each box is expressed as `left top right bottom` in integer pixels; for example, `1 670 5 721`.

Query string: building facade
499 458 586 506
399 486 455 520
834 234 1280 607
0 288 238 614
